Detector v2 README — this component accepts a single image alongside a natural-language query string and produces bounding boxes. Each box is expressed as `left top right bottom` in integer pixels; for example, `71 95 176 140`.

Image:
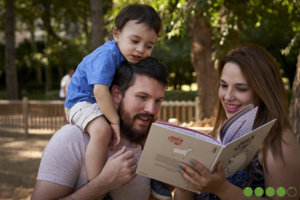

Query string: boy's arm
94 84 119 125
94 84 120 147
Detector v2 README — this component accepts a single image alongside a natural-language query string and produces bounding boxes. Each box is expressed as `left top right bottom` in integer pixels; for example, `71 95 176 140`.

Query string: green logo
276 187 286 197
254 187 264 197
265 187 275 197
243 186 297 198
243 187 253 197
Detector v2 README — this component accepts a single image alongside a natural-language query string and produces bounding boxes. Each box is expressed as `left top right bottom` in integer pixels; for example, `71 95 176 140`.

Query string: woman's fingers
179 163 202 190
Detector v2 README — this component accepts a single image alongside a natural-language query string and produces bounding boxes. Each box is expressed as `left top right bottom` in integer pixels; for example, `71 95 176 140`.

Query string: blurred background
0 1 300 199
1 0 300 122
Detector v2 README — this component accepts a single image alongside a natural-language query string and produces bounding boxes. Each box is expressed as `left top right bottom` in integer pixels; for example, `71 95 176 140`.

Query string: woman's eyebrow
220 79 249 86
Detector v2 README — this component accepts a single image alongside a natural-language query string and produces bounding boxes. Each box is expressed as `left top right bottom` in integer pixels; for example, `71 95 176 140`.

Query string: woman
175 44 300 200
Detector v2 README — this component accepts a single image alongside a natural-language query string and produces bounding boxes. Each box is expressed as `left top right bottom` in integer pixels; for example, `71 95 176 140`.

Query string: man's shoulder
51 124 88 145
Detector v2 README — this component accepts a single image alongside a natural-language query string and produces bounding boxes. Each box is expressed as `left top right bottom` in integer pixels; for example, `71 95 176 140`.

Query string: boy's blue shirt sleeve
86 50 121 86
64 40 125 108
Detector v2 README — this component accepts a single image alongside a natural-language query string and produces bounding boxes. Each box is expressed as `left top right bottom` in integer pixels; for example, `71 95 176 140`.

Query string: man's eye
156 99 163 104
138 96 146 99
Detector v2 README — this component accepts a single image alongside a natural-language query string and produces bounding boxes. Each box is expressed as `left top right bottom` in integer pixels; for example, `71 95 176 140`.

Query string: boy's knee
86 116 112 137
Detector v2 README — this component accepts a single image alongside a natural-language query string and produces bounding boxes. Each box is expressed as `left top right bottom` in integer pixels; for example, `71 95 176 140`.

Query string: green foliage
21 90 61 100
164 90 197 101
152 36 194 89
0 0 299 100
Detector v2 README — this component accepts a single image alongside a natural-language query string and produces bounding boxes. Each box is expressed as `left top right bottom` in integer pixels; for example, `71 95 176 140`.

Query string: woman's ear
111 85 122 104
113 27 120 42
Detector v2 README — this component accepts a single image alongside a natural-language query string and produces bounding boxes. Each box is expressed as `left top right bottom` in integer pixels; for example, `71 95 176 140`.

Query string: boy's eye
146 45 153 49
131 39 138 44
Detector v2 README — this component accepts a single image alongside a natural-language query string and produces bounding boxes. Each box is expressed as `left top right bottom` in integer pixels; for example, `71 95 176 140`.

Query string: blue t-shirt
65 40 125 108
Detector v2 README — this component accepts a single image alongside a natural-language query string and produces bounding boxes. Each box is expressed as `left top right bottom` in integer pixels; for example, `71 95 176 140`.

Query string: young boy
64 4 171 200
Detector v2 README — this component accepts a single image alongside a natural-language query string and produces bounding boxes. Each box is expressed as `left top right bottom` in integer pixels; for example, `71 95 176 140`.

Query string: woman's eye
220 84 227 88
237 88 247 92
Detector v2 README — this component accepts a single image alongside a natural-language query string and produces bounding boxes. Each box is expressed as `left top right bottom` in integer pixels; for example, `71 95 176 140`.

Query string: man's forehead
130 74 159 86
127 74 165 95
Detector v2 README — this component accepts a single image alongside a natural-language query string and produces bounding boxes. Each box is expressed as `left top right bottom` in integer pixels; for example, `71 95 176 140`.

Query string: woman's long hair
211 44 291 169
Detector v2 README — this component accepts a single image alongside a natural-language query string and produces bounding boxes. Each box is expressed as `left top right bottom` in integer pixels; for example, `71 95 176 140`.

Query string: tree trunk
41 1 55 92
188 12 218 120
289 52 300 137
29 22 43 84
5 0 19 99
90 0 104 50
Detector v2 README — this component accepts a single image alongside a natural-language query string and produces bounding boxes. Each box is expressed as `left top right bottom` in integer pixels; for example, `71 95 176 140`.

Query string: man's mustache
134 113 155 122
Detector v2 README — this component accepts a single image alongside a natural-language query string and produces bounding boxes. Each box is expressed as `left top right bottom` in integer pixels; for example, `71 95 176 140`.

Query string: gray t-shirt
37 124 150 200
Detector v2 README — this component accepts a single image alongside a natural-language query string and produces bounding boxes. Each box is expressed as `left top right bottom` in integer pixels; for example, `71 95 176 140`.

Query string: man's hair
111 57 169 95
115 4 162 35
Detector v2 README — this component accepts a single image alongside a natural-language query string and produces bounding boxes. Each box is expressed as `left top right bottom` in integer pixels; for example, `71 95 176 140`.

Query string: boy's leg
85 116 112 180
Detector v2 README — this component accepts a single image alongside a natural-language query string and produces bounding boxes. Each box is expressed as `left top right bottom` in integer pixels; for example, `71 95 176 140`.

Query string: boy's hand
110 123 121 150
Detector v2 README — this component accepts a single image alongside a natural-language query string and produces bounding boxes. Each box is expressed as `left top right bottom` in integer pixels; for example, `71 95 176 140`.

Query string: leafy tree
281 0 300 135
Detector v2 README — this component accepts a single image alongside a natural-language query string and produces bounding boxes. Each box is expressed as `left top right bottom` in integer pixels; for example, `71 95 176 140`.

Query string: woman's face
218 62 259 118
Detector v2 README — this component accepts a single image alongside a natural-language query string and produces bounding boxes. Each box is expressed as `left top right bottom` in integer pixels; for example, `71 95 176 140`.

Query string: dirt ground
0 129 53 200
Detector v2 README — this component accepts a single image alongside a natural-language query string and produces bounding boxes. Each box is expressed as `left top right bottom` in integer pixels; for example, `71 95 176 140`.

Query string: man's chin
134 120 152 130
133 126 149 135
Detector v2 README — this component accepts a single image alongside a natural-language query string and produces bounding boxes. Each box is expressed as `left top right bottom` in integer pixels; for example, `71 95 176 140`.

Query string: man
31 57 169 200
59 69 74 99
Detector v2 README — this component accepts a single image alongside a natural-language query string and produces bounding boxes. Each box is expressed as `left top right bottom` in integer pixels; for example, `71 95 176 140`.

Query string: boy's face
113 20 158 63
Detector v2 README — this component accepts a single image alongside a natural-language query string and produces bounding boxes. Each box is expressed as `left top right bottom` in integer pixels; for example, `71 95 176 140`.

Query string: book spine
209 147 224 172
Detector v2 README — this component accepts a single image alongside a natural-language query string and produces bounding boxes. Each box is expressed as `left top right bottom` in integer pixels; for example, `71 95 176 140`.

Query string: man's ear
111 85 122 104
113 27 120 42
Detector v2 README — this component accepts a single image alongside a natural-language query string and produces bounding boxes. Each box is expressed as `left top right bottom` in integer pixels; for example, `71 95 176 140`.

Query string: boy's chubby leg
85 116 112 180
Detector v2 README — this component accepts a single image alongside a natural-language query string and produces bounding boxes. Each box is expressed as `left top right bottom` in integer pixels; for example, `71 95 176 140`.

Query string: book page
213 119 276 177
220 106 258 145
156 121 221 145
137 123 223 193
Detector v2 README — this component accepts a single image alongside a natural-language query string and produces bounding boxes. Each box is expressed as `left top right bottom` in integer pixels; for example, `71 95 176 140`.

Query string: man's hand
98 146 137 190
110 123 121 149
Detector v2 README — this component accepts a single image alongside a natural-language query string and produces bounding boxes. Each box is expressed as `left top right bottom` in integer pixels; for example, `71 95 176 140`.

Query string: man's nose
144 101 156 114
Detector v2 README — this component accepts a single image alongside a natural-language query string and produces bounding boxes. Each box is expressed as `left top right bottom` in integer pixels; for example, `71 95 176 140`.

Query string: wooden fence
0 97 200 135
0 98 66 134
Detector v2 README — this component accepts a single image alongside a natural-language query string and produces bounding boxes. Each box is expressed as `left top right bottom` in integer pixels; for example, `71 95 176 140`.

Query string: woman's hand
178 160 227 195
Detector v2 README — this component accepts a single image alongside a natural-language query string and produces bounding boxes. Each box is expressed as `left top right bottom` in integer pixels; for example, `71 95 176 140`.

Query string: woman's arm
178 130 300 200
178 161 247 199
262 130 300 200
173 188 194 200
178 161 262 200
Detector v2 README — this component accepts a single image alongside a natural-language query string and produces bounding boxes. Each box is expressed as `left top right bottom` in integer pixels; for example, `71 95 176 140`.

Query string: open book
136 105 276 193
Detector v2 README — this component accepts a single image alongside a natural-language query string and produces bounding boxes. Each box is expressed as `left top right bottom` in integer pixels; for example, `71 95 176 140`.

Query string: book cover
136 106 276 192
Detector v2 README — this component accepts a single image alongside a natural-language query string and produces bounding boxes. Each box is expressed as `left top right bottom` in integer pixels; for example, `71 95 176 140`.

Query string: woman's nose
224 89 234 100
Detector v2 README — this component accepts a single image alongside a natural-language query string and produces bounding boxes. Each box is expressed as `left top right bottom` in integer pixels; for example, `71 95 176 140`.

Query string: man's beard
118 100 155 144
